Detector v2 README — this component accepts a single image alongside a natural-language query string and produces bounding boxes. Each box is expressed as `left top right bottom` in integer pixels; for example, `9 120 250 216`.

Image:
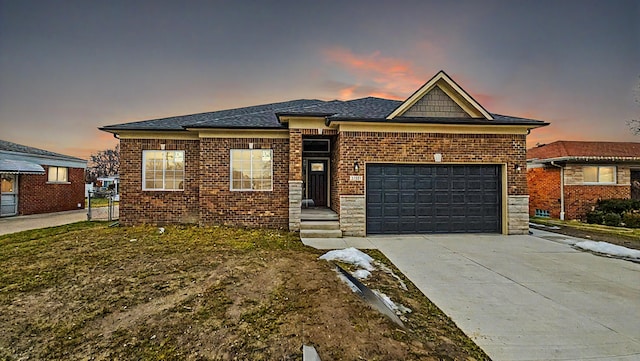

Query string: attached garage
366 164 502 234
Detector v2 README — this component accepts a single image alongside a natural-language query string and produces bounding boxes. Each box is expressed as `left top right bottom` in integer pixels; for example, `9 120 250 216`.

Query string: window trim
47 166 69 184
142 150 185 191
230 149 273 192
583 165 616 185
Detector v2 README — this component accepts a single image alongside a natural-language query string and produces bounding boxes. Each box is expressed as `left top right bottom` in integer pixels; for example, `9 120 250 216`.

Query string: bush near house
586 199 640 228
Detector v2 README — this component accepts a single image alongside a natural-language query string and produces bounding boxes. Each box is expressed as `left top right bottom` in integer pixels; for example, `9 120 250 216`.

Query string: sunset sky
1 0 638 160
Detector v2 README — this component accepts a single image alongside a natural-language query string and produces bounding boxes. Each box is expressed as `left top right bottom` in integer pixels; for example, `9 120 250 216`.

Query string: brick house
527 141 640 220
100 71 547 235
0 139 87 217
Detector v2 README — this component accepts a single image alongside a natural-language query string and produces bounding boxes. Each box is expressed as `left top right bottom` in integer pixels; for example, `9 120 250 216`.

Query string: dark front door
307 160 328 207
366 164 501 234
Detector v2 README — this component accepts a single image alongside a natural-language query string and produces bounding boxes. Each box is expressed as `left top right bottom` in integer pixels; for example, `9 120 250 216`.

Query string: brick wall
329 134 341 213
199 138 289 229
565 185 630 220
336 132 527 196
119 139 200 225
527 166 561 218
18 167 85 215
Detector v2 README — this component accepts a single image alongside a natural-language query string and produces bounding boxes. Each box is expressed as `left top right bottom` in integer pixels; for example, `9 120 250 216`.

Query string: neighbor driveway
304 233 640 361
0 209 87 236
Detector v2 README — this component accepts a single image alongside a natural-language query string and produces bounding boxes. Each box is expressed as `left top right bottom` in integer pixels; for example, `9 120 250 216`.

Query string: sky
1 0 638 160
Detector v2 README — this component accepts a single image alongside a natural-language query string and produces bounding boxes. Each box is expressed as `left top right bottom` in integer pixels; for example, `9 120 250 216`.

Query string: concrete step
300 220 341 230
300 229 343 238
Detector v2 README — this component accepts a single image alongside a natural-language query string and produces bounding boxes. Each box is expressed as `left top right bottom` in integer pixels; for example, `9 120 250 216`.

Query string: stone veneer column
508 195 529 235
340 195 366 236
289 181 303 231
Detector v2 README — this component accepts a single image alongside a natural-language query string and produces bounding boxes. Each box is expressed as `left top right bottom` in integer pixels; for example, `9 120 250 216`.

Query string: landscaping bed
0 223 488 360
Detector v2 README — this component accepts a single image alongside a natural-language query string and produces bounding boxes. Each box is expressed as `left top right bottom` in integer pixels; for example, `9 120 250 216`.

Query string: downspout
550 161 565 220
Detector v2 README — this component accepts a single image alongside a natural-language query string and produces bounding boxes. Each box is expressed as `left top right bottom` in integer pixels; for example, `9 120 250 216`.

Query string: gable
401 86 471 118
387 70 493 120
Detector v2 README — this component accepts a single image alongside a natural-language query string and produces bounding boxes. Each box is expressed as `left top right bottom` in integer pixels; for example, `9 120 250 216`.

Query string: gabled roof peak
387 70 493 120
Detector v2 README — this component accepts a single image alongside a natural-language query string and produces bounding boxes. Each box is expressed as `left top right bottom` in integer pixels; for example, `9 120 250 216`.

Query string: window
583 166 616 184
48 166 68 182
142 150 185 190
230 149 273 191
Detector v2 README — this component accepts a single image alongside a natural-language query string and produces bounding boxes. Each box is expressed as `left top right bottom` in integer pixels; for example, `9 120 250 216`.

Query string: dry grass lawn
0 222 488 360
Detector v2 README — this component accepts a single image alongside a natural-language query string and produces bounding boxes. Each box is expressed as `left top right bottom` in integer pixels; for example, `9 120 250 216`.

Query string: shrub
622 212 640 228
596 199 640 215
603 212 622 227
585 211 604 224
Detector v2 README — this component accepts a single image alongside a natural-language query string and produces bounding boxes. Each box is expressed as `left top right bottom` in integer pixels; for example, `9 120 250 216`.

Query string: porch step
300 229 343 238
300 220 342 238
300 221 341 230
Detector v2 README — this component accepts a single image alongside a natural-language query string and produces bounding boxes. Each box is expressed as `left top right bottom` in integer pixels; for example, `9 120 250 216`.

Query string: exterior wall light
354 161 360 172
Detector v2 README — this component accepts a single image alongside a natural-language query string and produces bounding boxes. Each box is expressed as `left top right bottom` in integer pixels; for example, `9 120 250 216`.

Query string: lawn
531 217 640 251
0 223 488 360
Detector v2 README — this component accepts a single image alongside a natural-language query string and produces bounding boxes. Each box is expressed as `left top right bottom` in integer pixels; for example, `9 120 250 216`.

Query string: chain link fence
87 190 119 221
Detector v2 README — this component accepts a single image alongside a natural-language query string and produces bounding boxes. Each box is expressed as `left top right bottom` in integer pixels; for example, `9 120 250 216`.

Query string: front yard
0 223 488 360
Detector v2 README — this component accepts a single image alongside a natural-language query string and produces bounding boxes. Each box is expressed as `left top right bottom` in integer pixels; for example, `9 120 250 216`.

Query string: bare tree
86 145 120 183
628 76 640 134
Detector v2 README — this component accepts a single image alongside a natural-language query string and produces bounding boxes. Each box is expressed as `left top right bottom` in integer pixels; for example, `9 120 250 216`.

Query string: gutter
550 161 565 220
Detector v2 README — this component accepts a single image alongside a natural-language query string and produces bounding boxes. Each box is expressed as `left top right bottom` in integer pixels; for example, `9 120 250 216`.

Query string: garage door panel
367 164 501 234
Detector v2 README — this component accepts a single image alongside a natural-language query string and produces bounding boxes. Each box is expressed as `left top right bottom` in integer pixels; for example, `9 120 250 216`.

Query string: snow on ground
373 290 412 315
352 269 371 279
575 241 640 260
319 247 375 271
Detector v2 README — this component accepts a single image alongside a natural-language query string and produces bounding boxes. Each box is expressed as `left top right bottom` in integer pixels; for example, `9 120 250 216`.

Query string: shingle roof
527 141 640 160
0 139 86 162
100 96 547 132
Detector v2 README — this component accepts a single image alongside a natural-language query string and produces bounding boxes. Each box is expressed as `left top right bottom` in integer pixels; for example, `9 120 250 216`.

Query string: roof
0 139 85 162
527 141 640 162
101 97 546 132
0 159 45 174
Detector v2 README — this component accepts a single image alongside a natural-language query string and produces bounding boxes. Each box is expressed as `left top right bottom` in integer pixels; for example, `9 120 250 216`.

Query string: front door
1 174 18 217
307 160 328 207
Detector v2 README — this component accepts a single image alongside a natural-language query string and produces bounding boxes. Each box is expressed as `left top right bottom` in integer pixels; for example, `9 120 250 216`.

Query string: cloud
321 47 427 100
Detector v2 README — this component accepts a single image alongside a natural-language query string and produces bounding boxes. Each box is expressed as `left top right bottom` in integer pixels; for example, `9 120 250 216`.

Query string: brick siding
119 139 200 225
527 166 562 218
17 167 85 215
336 132 527 196
565 185 630 220
199 138 289 229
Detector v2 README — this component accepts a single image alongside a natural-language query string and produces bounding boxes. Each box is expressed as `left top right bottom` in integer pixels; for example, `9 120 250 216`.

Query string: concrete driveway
371 234 640 361
304 233 640 360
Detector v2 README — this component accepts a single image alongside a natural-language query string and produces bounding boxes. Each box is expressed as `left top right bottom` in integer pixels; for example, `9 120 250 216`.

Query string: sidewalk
0 209 88 236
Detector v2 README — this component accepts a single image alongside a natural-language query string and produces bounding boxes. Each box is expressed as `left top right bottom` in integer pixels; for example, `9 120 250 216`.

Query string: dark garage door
366 164 501 234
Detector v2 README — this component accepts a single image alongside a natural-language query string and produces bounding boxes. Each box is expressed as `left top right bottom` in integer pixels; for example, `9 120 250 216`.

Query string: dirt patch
0 223 488 360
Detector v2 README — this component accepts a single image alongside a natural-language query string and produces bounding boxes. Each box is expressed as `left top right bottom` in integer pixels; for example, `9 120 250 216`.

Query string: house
95 175 120 201
527 140 640 220
0 139 87 217
100 70 547 235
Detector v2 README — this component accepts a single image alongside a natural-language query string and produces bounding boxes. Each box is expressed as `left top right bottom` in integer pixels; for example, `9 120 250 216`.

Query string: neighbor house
527 141 640 220
100 71 548 236
0 139 87 217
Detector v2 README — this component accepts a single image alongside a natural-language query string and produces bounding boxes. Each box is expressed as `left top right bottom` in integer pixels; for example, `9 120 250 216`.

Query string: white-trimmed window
48 166 68 182
583 166 616 184
142 150 185 190
230 149 273 191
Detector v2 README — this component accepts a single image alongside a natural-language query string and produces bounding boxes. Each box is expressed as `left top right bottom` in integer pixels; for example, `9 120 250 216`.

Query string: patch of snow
375 261 408 291
352 269 371 279
575 241 640 260
319 247 374 271
373 290 412 315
